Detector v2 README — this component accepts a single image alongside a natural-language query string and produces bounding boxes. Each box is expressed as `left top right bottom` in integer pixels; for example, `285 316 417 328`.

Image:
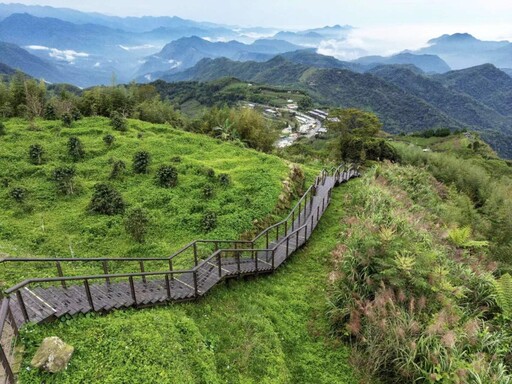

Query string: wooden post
193 242 198 266
84 279 94 311
16 290 29 322
266 231 269 249
296 230 299 250
276 225 279 241
284 220 288 236
317 206 320 223
168 259 174 281
292 210 295 230
310 215 314 236
271 249 275 270
56 261 66 288
217 252 222 277
255 250 259 273
0 344 15 384
237 251 241 278
193 271 199 298
102 261 110 286
165 274 171 301
286 235 290 258
139 261 146 284
129 276 137 306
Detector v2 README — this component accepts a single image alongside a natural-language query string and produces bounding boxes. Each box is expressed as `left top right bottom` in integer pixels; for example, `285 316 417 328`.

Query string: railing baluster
56 261 66 288
169 259 174 280
0 342 15 384
276 225 279 241
139 261 146 284
255 250 259 273
102 261 110 286
193 242 198 266
193 271 199 297
217 252 222 277
286 235 290 258
317 206 320 223
129 276 137 306
237 251 241 278
266 231 269 248
16 290 29 322
292 210 295 230
271 249 275 270
84 279 94 311
165 274 171 301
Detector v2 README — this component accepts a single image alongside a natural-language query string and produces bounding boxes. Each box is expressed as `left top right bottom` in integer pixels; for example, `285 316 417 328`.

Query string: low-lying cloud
26 45 89 62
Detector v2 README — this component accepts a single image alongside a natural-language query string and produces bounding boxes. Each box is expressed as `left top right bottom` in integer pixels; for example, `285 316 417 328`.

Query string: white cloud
25 45 89 63
94 62 101 67
118 44 158 51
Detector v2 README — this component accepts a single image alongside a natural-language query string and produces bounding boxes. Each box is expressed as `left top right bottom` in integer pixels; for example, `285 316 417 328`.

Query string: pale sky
6 1 512 57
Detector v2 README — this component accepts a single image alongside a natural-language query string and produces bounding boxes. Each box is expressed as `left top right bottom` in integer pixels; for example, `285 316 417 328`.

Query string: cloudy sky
10 0 512 56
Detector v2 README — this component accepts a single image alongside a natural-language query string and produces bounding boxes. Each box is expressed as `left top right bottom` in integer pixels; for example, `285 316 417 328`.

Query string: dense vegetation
327 134 512 382
0 117 292 288
17 181 358 384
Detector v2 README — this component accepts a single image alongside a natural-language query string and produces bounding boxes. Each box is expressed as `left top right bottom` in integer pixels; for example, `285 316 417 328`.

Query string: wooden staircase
0 165 360 383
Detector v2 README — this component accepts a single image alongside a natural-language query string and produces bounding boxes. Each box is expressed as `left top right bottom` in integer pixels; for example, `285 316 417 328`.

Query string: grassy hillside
0 117 294 287
17 185 358 384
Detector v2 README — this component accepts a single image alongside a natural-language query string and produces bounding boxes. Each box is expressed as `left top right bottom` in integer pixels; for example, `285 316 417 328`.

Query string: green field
16 185 358 384
0 117 293 287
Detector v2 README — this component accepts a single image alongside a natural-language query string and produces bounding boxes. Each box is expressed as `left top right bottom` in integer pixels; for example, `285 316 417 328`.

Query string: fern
448 225 489 248
493 273 512 319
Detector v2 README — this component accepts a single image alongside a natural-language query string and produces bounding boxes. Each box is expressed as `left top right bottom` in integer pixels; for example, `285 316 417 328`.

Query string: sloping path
0 165 359 383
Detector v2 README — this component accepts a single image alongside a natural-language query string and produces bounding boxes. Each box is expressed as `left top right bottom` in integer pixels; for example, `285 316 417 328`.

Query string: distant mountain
162 56 464 132
434 64 512 117
280 50 364 72
273 25 352 46
415 33 511 69
0 62 15 76
354 53 451 73
136 36 303 79
0 13 139 54
369 65 512 134
502 68 512 78
0 41 61 82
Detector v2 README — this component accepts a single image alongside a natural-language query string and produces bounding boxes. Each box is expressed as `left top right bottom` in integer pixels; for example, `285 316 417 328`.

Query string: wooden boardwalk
0 165 359 383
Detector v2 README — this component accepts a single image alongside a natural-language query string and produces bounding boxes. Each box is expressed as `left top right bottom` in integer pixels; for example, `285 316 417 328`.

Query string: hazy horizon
2 1 512 58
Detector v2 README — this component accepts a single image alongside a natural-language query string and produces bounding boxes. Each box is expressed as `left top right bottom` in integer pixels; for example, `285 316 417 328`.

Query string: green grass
17 186 358 383
0 117 291 287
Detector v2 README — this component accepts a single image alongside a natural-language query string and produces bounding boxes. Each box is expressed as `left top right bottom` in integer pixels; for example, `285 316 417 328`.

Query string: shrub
218 173 231 186
44 104 57 120
124 207 150 243
52 166 76 195
0 122 6 135
109 160 126 180
201 211 217 232
61 112 73 128
103 134 115 148
71 108 82 121
110 111 127 132
203 184 214 199
68 137 85 162
10 187 27 203
156 165 178 188
171 156 181 163
28 144 45 165
132 151 151 174
88 183 125 215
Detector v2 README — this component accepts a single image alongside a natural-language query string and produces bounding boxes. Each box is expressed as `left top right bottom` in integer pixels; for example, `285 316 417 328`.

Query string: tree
202 211 217 232
0 122 5 136
156 165 178 188
52 166 76 195
10 187 27 203
88 183 125 215
109 160 126 180
103 134 116 148
110 111 127 132
28 144 45 165
68 137 85 161
328 108 382 137
44 104 57 120
61 113 73 128
132 151 151 174
124 208 150 243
